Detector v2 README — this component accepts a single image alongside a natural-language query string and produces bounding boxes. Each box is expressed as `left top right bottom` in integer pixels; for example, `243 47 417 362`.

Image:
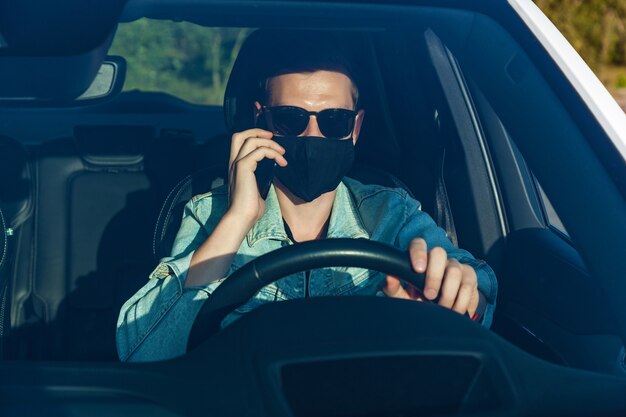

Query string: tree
109 19 250 105
534 0 626 85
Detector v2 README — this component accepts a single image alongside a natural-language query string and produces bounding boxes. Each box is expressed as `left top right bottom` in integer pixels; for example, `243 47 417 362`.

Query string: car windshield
0 1 625 415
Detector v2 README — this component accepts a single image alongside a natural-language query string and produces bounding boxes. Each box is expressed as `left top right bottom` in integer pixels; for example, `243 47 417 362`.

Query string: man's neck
274 181 335 242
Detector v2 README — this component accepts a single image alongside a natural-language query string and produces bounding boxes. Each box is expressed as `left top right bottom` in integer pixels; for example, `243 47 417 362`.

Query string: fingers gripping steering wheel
187 238 427 351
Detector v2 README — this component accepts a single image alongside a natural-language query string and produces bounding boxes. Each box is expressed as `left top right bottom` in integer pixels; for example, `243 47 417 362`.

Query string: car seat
0 135 33 359
0 127 200 361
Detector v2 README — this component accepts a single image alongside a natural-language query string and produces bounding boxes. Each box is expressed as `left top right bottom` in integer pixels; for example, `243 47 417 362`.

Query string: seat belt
434 145 459 247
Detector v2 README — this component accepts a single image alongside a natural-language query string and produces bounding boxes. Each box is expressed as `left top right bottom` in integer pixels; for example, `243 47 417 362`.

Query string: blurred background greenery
534 0 626 110
109 2 626 110
109 21 250 105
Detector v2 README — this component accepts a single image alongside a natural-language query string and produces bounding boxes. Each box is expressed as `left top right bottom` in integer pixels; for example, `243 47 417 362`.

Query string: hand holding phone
227 128 286 226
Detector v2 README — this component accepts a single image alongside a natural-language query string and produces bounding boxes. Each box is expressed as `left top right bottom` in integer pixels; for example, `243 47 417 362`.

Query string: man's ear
352 109 365 145
254 101 263 125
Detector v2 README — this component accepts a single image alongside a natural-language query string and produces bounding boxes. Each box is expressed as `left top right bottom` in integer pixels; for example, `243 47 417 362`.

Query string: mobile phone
255 157 276 200
254 117 276 199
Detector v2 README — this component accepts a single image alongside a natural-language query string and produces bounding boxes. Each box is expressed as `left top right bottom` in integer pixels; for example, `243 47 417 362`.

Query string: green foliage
534 0 626 89
109 19 250 105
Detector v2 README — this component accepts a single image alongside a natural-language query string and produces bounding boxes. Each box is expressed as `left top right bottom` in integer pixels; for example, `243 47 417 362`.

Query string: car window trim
425 28 507 239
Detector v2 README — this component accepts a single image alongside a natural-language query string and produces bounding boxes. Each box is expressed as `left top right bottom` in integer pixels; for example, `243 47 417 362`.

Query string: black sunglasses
261 105 357 138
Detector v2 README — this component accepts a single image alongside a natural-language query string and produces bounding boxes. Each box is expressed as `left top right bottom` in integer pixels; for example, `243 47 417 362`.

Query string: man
116 31 497 362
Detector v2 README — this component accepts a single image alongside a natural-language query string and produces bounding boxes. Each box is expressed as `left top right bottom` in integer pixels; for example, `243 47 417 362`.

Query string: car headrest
74 125 155 167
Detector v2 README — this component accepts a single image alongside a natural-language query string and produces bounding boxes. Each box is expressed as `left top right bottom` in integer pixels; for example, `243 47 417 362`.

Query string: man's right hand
227 128 288 228
185 129 287 287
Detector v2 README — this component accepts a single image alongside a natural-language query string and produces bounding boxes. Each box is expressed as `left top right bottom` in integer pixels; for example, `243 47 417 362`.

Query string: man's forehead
266 70 356 108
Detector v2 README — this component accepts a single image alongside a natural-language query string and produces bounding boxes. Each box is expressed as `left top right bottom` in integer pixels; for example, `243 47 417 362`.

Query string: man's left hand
383 238 479 317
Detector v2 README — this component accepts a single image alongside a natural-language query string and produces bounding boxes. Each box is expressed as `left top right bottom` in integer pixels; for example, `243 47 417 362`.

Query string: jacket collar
246 181 369 247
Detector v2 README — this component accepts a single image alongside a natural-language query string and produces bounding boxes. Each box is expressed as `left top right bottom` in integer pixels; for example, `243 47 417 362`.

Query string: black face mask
272 135 354 202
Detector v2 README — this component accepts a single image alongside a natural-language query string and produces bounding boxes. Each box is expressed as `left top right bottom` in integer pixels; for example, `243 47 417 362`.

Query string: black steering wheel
187 238 428 351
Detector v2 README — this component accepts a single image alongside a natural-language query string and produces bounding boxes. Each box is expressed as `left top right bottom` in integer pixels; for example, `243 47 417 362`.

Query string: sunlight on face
267 70 355 111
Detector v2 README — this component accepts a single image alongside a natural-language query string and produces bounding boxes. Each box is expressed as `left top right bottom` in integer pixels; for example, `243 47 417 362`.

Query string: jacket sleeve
394 195 498 328
116 197 226 362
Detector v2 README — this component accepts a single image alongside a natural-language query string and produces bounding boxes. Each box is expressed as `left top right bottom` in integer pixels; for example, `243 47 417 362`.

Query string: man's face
255 70 364 144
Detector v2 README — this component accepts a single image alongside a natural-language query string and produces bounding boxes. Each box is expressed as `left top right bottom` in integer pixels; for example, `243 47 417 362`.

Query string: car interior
0 18 468 364
1 0 626 416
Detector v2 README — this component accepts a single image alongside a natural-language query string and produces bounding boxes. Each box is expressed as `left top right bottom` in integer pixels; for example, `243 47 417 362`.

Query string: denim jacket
116 177 498 362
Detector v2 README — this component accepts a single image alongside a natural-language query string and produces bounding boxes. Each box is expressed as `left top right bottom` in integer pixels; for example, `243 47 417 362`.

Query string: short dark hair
256 31 360 107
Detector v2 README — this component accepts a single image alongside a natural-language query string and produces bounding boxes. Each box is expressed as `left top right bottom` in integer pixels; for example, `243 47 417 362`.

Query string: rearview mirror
76 56 126 102
0 55 126 106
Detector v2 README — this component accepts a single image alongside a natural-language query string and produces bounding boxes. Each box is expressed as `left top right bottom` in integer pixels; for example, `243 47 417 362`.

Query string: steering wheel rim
187 238 427 351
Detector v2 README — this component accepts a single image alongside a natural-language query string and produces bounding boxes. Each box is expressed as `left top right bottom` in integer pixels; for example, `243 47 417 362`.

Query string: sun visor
0 31 115 101
0 0 126 101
